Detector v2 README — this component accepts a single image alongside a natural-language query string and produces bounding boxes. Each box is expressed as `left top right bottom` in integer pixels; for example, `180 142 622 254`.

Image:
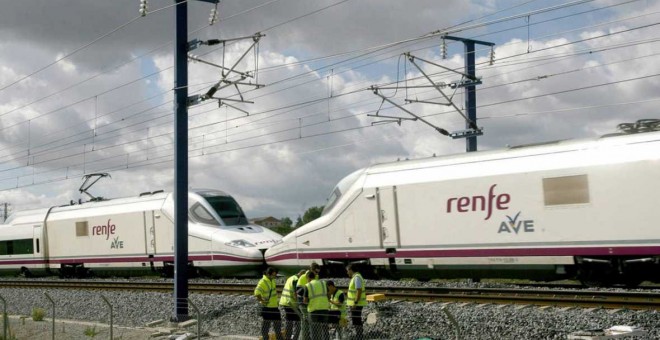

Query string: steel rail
1 280 659 310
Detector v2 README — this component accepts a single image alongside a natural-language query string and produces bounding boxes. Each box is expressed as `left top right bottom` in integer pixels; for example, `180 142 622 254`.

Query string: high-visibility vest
330 289 347 319
279 274 299 307
255 275 278 308
347 273 367 307
306 280 329 313
297 270 318 288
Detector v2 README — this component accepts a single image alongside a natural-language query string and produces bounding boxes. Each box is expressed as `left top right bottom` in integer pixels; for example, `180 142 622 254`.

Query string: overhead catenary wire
0 0 656 193
2 18 656 170
5 11 656 165
4 64 659 182
1 0 641 134
0 0 357 146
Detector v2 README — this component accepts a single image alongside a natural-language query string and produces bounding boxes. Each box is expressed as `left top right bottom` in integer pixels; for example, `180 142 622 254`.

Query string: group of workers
254 263 367 340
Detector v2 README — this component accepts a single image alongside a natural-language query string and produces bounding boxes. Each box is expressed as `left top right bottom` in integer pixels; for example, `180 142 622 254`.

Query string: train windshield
322 168 364 215
203 196 249 226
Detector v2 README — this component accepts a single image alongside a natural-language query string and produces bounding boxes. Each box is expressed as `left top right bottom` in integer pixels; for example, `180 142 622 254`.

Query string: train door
377 186 400 248
144 211 157 255
33 225 47 271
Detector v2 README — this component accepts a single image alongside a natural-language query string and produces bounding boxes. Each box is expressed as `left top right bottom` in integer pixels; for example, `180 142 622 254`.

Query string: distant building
249 216 281 228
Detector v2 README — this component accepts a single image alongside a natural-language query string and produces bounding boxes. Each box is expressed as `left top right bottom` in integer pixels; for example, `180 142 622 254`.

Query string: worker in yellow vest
255 267 284 340
296 262 321 340
326 280 346 340
346 264 366 340
279 270 306 340
303 273 330 340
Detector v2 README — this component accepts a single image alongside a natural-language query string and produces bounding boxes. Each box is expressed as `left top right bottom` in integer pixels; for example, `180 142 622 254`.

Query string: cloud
0 0 659 221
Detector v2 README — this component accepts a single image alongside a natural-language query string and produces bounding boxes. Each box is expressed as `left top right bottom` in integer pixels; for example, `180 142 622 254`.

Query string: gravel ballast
0 278 658 339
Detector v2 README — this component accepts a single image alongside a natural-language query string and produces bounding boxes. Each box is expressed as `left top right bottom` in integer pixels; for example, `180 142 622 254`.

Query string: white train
0 189 283 277
265 129 660 286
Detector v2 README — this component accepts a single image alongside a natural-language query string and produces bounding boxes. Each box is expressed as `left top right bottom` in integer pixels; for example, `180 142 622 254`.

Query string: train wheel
578 268 612 288
161 264 174 278
19 267 32 278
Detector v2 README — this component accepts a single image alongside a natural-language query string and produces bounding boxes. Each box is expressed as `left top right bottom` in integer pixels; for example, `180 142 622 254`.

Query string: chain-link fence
0 290 658 339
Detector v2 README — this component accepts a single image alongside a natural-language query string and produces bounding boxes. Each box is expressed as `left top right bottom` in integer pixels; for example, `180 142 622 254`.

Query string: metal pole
100 295 113 340
441 306 461 340
187 298 201 340
44 292 55 340
0 294 7 340
464 41 477 152
173 0 189 321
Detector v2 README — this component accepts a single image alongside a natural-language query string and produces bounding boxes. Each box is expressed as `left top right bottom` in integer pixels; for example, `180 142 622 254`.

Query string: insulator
440 39 447 60
209 5 219 25
489 46 495 65
139 0 148 17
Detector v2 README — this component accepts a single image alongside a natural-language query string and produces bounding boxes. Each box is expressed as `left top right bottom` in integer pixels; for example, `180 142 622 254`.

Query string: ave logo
498 211 535 234
111 237 124 249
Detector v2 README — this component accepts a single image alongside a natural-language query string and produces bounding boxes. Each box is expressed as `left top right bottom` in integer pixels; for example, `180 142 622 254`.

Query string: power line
4 25 657 170
0 1 656 189
0 10 145 93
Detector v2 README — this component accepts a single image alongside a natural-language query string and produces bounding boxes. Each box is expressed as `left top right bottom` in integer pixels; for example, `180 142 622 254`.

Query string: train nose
243 246 266 261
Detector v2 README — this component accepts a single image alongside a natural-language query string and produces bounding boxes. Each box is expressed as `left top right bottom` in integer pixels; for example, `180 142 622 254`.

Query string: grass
31 308 45 321
84 325 99 338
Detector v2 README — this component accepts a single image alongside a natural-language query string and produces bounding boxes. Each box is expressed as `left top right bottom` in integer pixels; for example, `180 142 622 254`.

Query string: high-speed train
265 127 660 286
0 189 282 277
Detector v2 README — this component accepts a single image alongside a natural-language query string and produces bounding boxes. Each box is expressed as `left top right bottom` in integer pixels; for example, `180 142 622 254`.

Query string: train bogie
265 131 660 286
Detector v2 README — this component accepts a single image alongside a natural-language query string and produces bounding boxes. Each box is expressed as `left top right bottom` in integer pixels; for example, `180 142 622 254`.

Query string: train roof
3 189 236 225
363 130 660 175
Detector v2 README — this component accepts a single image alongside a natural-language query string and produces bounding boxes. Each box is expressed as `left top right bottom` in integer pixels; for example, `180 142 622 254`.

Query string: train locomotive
265 128 660 286
0 188 283 277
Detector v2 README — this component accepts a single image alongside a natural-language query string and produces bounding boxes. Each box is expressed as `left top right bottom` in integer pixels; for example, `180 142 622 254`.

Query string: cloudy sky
0 0 658 221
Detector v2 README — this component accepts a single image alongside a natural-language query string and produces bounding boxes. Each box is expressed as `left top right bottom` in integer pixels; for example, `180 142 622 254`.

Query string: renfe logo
446 184 510 220
93 219 116 240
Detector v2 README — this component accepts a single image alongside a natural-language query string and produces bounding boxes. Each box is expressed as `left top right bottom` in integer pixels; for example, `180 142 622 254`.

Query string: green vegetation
271 206 324 236
84 325 99 338
31 307 45 321
0 330 17 340
271 217 294 235
0 314 16 340
298 206 324 227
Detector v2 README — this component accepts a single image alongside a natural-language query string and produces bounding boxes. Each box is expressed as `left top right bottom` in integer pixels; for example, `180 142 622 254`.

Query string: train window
543 175 590 206
0 239 33 255
204 196 249 226
76 221 89 237
36 239 40 253
322 168 364 216
189 203 220 226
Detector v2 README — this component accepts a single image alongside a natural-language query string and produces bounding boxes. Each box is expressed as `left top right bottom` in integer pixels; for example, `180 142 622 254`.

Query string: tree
295 215 303 228
279 217 293 229
271 217 294 236
301 206 324 226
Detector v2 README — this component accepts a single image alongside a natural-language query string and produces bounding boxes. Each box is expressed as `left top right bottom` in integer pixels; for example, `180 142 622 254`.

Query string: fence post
100 295 113 340
441 306 461 340
187 298 200 340
0 294 7 340
44 292 55 340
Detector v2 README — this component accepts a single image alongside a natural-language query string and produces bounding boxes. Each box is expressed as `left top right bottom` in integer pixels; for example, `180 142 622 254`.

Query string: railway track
1 280 659 310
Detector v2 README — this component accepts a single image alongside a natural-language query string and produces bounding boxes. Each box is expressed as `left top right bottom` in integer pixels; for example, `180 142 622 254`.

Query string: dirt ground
0 315 257 340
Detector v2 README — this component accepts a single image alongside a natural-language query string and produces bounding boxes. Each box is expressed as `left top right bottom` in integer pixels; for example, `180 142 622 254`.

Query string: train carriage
0 189 282 277
265 130 660 286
